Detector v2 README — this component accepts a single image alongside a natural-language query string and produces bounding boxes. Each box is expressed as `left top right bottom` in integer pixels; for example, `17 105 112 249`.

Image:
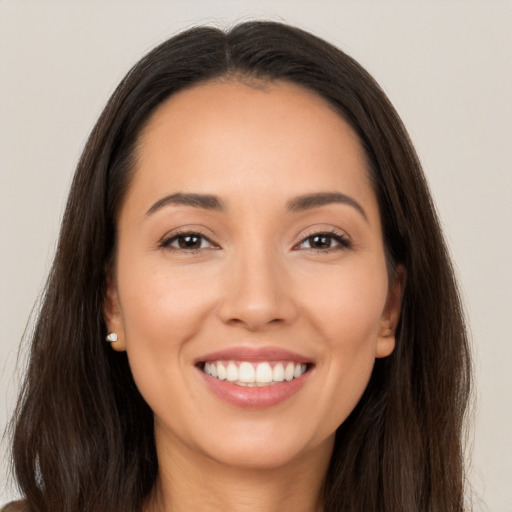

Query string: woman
5 21 471 512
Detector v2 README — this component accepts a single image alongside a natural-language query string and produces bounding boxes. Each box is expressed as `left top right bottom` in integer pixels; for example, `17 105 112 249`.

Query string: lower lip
198 368 311 408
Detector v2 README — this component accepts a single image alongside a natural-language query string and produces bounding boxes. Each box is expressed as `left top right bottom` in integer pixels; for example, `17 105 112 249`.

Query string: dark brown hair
8 21 471 512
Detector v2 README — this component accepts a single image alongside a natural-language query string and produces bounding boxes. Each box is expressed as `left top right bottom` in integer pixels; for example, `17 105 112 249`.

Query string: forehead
126 79 376 218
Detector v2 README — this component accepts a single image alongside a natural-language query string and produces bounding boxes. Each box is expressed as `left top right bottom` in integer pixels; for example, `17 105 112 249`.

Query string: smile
202 361 308 387
196 347 313 407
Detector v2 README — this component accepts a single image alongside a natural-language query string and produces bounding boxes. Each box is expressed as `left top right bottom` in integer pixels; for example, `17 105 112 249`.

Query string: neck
145 434 332 512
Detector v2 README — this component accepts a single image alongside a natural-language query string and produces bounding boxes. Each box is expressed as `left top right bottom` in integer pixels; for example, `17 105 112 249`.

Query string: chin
194 423 334 471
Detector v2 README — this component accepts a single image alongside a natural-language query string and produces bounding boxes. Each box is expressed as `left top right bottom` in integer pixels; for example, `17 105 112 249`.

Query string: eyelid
293 227 351 252
158 227 219 251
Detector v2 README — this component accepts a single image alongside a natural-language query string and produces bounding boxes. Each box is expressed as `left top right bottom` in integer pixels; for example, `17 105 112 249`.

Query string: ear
104 272 126 352
376 265 406 358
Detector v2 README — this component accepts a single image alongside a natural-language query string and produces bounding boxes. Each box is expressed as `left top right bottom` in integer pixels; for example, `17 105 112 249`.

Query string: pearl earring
105 332 118 343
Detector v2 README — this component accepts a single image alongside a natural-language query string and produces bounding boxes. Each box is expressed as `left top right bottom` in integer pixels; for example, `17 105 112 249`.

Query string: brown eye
297 232 350 251
160 232 215 251
177 234 202 249
308 235 332 249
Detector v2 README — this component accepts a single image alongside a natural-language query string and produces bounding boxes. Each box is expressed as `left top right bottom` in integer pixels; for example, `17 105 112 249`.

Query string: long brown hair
8 21 471 512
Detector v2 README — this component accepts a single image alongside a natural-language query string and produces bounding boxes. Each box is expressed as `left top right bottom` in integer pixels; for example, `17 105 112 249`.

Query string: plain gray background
1 1 511 510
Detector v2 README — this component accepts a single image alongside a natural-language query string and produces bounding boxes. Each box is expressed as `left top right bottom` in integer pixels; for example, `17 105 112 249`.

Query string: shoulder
1 501 27 512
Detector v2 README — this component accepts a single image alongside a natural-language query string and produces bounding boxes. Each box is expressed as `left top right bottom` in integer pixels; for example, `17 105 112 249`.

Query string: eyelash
159 229 217 253
295 229 351 253
159 229 351 254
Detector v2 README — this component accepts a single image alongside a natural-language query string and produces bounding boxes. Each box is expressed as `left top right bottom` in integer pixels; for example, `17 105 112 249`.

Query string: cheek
119 255 215 341
304 257 389 344
116 256 216 383
116 264 220 433
299 260 388 427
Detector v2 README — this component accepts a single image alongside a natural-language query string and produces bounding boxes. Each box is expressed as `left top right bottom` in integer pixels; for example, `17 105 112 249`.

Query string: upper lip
194 346 313 365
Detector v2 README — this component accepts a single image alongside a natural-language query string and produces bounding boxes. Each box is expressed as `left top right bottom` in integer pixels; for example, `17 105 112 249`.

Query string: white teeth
226 362 238 382
273 363 285 382
255 362 273 383
203 360 308 386
294 364 306 379
284 362 295 381
217 362 227 380
238 362 255 383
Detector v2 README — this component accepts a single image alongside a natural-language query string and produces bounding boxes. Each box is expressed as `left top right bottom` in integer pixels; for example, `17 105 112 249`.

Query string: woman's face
106 80 402 470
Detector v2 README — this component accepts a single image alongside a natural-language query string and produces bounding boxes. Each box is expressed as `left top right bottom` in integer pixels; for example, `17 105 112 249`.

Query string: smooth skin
105 80 403 512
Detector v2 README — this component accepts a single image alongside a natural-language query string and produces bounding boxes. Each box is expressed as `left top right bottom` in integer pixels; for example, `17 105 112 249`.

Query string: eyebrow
286 192 368 221
146 191 367 221
146 193 225 215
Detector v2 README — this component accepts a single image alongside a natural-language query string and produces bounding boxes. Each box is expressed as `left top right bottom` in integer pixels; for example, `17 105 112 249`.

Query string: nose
217 246 298 331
